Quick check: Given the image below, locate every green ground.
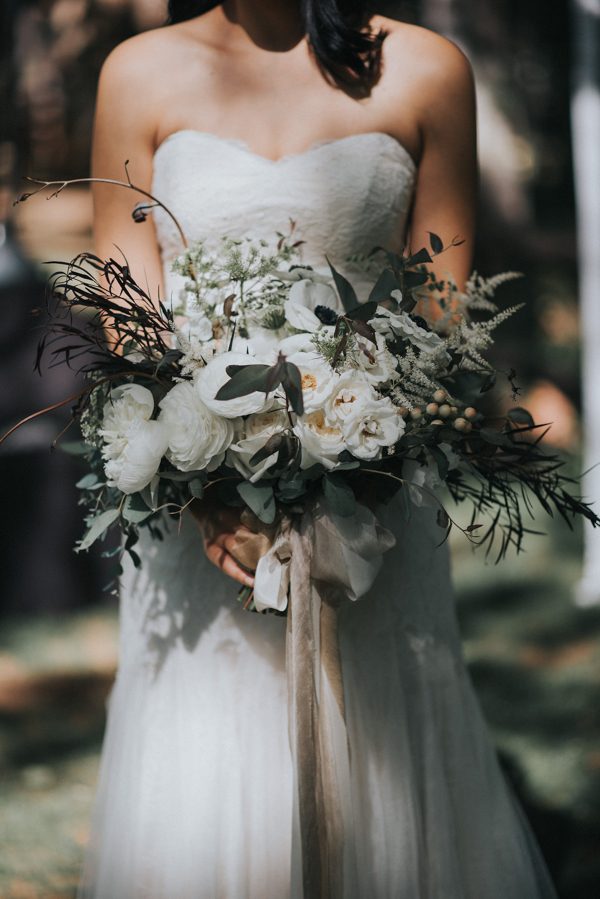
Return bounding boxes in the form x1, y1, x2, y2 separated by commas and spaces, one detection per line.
0, 522, 599, 899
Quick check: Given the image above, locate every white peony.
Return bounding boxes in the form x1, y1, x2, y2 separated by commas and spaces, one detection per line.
159, 379, 236, 472
100, 384, 168, 494
343, 396, 405, 460
228, 409, 289, 482
284, 278, 340, 333
370, 304, 445, 354
293, 410, 346, 470
104, 420, 168, 494
196, 351, 272, 418
285, 348, 339, 414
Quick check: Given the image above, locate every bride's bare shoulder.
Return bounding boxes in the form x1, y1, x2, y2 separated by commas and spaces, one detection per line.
97, 19, 217, 97
373, 18, 474, 98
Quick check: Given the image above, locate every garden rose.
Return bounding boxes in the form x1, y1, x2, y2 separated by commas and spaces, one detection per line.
159, 380, 236, 472
293, 410, 346, 470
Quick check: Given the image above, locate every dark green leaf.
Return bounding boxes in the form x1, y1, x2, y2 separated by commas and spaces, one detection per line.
403, 270, 429, 290
436, 508, 449, 529
350, 319, 376, 343
368, 269, 401, 304
326, 256, 359, 313
507, 407, 535, 427
405, 247, 433, 267
249, 433, 284, 466
282, 362, 304, 415
346, 301, 378, 321
428, 232, 444, 255
215, 364, 271, 400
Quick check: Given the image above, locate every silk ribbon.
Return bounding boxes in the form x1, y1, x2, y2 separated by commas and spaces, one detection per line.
229, 499, 395, 898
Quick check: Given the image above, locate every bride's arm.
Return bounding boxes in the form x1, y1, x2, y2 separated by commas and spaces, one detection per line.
92, 41, 254, 589
403, 38, 478, 293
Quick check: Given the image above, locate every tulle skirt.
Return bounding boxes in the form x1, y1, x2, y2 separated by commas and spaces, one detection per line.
78, 500, 556, 898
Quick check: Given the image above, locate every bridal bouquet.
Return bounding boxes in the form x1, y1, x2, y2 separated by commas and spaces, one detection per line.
7, 215, 598, 609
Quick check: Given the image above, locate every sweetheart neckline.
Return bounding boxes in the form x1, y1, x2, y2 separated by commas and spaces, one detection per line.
152, 129, 418, 173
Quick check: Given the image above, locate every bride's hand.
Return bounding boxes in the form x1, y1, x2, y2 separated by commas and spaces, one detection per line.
189, 500, 256, 588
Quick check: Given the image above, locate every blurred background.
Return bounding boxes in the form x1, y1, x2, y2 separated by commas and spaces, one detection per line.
0, 0, 599, 896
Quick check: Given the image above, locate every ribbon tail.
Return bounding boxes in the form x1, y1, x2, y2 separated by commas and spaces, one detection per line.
286, 524, 355, 899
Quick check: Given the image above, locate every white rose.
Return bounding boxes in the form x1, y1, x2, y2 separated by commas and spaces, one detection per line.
159, 380, 236, 472
196, 351, 272, 418
293, 410, 346, 470
323, 371, 378, 427
370, 305, 445, 354
284, 278, 340, 333
228, 409, 289, 482
285, 348, 339, 414
355, 333, 399, 385
104, 419, 168, 494
343, 396, 405, 461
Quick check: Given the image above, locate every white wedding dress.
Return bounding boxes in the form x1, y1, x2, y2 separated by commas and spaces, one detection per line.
78, 131, 557, 898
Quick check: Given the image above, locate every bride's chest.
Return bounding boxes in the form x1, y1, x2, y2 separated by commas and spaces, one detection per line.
151, 131, 417, 265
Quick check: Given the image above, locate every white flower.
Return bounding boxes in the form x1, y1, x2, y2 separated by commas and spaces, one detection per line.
285, 348, 339, 414
354, 333, 398, 385
100, 385, 167, 494
370, 306, 445, 354
228, 410, 289, 482
293, 410, 346, 470
196, 351, 272, 418
343, 397, 405, 460
159, 380, 236, 472
284, 278, 339, 333
104, 420, 168, 494
323, 371, 379, 427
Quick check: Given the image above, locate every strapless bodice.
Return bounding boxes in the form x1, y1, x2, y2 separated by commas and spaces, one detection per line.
151, 130, 417, 297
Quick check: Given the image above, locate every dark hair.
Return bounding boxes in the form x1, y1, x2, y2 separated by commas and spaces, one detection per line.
166, 2, 386, 93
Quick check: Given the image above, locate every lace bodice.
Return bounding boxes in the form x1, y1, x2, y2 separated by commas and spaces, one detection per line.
151, 130, 417, 297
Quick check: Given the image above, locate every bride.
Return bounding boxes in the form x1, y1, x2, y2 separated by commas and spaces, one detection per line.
80, 2, 557, 897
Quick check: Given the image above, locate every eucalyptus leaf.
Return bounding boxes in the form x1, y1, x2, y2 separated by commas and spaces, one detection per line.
76, 473, 101, 490
237, 481, 276, 524
60, 440, 89, 456
282, 362, 304, 415
323, 474, 356, 517
189, 478, 205, 498
76, 508, 120, 553
123, 496, 153, 524
215, 364, 271, 400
